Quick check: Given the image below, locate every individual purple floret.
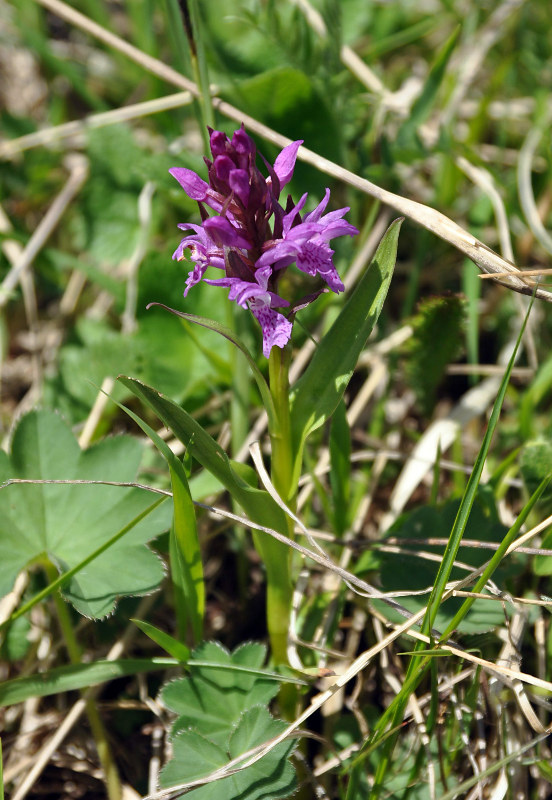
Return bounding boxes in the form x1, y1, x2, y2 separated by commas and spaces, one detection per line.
170, 125, 358, 358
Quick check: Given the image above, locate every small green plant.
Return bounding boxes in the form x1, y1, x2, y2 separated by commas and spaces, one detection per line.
404, 295, 465, 415
159, 642, 297, 798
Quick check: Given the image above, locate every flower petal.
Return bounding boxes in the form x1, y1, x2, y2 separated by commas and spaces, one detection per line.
209, 129, 230, 157
282, 192, 308, 235
231, 125, 256, 165
256, 240, 300, 270
273, 140, 303, 190
169, 168, 209, 201
229, 169, 250, 206
302, 188, 331, 223
203, 217, 252, 249
214, 155, 235, 183
250, 305, 293, 358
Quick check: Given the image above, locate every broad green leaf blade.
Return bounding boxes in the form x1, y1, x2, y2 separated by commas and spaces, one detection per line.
0, 411, 170, 618
0, 658, 178, 707
160, 706, 296, 800
108, 392, 204, 644
131, 619, 191, 662
2, 496, 166, 632
290, 218, 402, 457
161, 642, 279, 747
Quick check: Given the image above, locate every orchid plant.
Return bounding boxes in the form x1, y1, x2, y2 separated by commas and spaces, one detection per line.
128, 124, 400, 667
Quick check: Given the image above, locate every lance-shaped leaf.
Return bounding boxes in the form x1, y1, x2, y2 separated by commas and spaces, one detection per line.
117, 377, 293, 647
0, 657, 178, 707
109, 396, 204, 646
290, 219, 401, 469
0, 410, 169, 618
118, 377, 290, 538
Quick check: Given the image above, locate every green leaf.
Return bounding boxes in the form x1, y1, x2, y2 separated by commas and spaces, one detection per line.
329, 399, 351, 536
371, 495, 514, 633
520, 439, 552, 498
118, 376, 294, 660
423, 297, 533, 636
160, 706, 296, 800
108, 396, 204, 644
519, 354, 552, 439
131, 619, 191, 662
404, 295, 465, 415
161, 642, 279, 747
0, 658, 178, 707
290, 219, 401, 469
56, 312, 229, 418
0, 410, 169, 618
117, 377, 290, 538
0, 615, 31, 662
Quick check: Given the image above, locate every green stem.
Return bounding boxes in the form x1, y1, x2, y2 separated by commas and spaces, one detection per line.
229, 304, 251, 603
268, 345, 294, 507
263, 346, 296, 670
45, 562, 122, 800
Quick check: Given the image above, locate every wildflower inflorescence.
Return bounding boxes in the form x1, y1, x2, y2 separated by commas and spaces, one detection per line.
170, 125, 358, 357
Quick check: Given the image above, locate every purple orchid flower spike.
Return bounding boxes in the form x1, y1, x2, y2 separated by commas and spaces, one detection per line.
170, 125, 358, 357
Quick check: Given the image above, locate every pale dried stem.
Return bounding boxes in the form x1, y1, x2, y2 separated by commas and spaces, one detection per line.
121, 181, 155, 335
442, 0, 527, 126
0, 572, 29, 626
78, 376, 116, 449
0, 92, 193, 158
0, 153, 89, 306
32, 0, 552, 303
456, 152, 549, 377
518, 125, 552, 257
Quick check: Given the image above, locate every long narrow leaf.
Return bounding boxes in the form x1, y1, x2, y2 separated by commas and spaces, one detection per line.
132, 618, 191, 661
441, 473, 551, 637
117, 377, 293, 657
108, 396, 204, 644
423, 301, 533, 634
290, 219, 401, 469
0, 658, 178, 707
118, 377, 289, 536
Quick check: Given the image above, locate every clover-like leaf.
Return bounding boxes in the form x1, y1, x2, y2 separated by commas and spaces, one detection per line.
0, 410, 170, 618
160, 706, 296, 800
161, 642, 279, 747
